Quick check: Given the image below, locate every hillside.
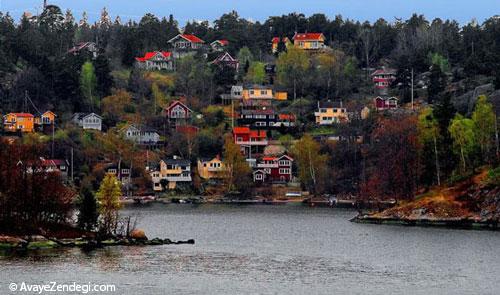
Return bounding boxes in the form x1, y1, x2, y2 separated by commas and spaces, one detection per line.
354, 168, 500, 228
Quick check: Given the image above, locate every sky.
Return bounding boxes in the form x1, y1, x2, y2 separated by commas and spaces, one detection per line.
0, 0, 498, 25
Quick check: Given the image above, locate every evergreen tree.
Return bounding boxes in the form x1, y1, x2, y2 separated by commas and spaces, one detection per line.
427, 64, 446, 104
77, 186, 99, 231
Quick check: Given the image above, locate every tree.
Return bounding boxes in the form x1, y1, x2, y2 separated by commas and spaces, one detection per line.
418, 108, 441, 185
96, 173, 123, 235
77, 186, 99, 231
276, 45, 310, 100
472, 95, 496, 162
93, 55, 113, 98
427, 63, 447, 104
222, 135, 252, 193
292, 134, 329, 194
449, 114, 476, 172
245, 62, 266, 84
316, 51, 343, 99
362, 115, 420, 201
80, 61, 98, 111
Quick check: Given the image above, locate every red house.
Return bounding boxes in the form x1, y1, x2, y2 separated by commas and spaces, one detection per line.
211, 52, 239, 71
165, 100, 192, 120
253, 155, 293, 183
371, 67, 397, 89
233, 127, 268, 146
135, 51, 173, 71
374, 96, 398, 111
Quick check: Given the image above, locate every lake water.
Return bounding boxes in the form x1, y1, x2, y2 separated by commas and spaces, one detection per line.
2, 203, 500, 294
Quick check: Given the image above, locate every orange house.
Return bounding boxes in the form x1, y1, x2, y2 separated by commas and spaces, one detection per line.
3, 113, 35, 133
34, 111, 56, 126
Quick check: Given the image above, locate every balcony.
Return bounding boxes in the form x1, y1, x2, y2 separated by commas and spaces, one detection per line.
207, 167, 224, 172
236, 140, 268, 146
257, 163, 278, 169
165, 175, 192, 182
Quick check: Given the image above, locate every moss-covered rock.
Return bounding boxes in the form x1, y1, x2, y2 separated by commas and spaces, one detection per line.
27, 240, 59, 250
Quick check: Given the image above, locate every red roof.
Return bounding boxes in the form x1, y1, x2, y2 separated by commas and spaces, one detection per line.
136, 51, 171, 62
10, 113, 34, 118
181, 34, 204, 43
250, 130, 267, 138
165, 100, 192, 112
278, 114, 296, 121
263, 157, 278, 161
217, 39, 229, 46
272, 37, 280, 43
293, 33, 324, 41
233, 126, 250, 134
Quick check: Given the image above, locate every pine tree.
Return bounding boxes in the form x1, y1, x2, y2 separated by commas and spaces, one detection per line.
77, 186, 99, 232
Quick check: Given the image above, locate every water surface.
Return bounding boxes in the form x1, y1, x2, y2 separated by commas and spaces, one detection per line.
2, 203, 500, 294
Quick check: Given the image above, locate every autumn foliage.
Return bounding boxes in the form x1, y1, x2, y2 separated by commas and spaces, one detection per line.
0, 139, 76, 234
361, 115, 420, 201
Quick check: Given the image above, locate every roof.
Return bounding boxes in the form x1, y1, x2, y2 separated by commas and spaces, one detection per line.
293, 33, 324, 41
211, 39, 228, 46
212, 52, 237, 63
278, 114, 296, 121
174, 34, 204, 43
241, 109, 276, 115
41, 159, 67, 167
318, 100, 345, 109
371, 68, 397, 76
262, 156, 278, 161
165, 100, 193, 112
375, 96, 399, 101
68, 42, 96, 53
272, 37, 280, 43
243, 84, 273, 90
233, 126, 250, 134
163, 158, 191, 166
136, 51, 171, 62
125, 124, 158, 133
72, 112, 102, 120
5, 113, 34, 118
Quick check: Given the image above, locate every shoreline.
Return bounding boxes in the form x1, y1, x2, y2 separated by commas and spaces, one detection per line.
351, 215, 500, 230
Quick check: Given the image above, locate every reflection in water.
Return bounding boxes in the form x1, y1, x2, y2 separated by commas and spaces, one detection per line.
1, 204, 500, 295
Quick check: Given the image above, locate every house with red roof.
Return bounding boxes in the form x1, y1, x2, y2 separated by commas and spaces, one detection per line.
292, 33, 326, 50
210, 39, 229, 52
169, 34, 204, 50
253, 155, 294, 183
233, 127, 268, 161
3, 113, 35, 133
135, 51, 173, 71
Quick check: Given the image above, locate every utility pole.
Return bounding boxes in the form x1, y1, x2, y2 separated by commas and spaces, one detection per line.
411, 68, 414, 110
51, 120, 55, 158
71, 147, 74, 183
43, 0, 47, 9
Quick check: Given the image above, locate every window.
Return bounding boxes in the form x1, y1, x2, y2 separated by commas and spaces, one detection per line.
108, 169, 117, 174
279, 168, 291, 174
255, 173, 264, 180
250, 90, 255, 95
237, 137, 243, 142
255, 122, 266, 127
122, 169, 130, 175
260, 90, 267, 95
333, 108, 338, 113
279, 160, 290, 166
254, 115, 267, 119
154, 183, 161, 187
320, 108, 327, 113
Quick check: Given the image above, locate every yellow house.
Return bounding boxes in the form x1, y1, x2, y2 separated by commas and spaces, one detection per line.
242, 85, 274, 100
292, 33, 326, 50
314, 101, 349, 125
197, 156, 226, 180
34, 111, 56, 126
274, 91, 288, 101
150, 158, 192, 191
3, 113, 35, 132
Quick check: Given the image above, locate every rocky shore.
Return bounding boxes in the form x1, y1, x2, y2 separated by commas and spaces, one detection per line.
0, 234, 195, 251
351, 215, 500, 230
